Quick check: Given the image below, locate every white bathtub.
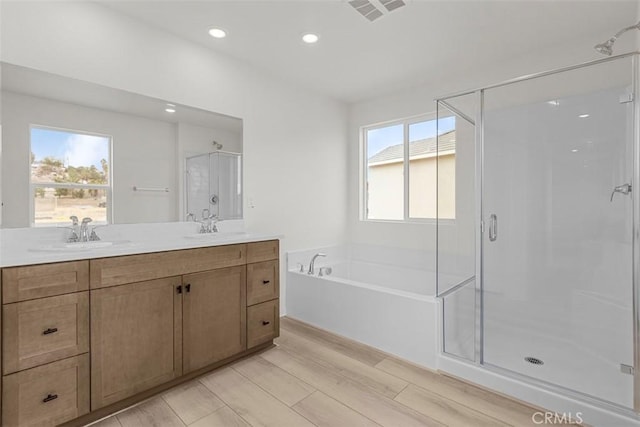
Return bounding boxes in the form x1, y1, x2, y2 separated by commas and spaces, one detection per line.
286, 246, 440, 368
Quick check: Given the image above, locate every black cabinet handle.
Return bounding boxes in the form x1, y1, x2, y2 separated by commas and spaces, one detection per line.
43, 328, 58, 335
43, 393, 58, 403
262, 320, 271, 326
177, 285, 182, 294
262, 280, 270, 285
185, 284, 191, 293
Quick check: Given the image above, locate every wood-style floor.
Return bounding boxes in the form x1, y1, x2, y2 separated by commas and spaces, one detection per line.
89, 317, 579, 427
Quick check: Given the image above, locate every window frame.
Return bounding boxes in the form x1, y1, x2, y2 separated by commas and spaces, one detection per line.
29, 124, 114, 227
360, 112, 454, 224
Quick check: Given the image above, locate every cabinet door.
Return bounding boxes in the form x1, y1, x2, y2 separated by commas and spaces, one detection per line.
91, 277, 182, 410
183, 266, 246, 373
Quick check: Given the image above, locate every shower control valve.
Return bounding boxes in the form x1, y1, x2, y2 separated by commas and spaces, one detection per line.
610, 183, 632, 202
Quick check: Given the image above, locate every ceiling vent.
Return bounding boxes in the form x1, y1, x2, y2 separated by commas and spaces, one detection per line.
379, 0, 406, 12
348, 0, 405, 22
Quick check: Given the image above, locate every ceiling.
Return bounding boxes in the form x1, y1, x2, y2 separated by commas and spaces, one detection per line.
2, 63, 243, 133
99, 0, 639, 103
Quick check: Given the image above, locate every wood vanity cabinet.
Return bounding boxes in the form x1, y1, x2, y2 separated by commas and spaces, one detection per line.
246, 240, 280, 349
1, 261, 91, 427
90, 277, 183, 409
182, 265, 246, 373
0, 239, 280, 425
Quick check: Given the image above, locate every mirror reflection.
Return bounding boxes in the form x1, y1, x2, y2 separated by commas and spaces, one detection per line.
0, 63, 243, 228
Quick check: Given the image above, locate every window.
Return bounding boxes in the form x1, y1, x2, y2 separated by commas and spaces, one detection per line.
363, 114, 455, 221
30, 126, 112, 226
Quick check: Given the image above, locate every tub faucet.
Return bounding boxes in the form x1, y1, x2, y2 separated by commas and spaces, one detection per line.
308, 253, 326, 275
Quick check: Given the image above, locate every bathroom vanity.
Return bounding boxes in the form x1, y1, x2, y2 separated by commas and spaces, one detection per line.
0, 229, 280, 426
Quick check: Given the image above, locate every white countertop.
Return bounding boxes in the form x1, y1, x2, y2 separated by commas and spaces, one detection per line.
0, 221, 282, 268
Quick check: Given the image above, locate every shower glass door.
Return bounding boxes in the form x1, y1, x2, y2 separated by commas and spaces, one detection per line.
482, 56, 635, 408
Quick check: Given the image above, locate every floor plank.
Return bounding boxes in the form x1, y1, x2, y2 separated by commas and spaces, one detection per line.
88, 416, 123, 427
395, 384, 511, 427
277, 328, 408, 398
293, 391, 382, 427
261, 347, 443, 427
162, 381, 225, 425
189, 406, 251, 427
280, 317, 388, 367
233, 355, 316, 406
199, 367, 316, 427
376, 357, 538, 426
116, 398, 185, 427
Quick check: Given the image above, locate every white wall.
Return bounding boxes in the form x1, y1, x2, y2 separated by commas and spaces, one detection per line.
1, 91, 178, 226
0, 1, 349, 314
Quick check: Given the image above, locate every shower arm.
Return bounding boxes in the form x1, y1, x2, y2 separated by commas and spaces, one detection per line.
609, 22, 640, 43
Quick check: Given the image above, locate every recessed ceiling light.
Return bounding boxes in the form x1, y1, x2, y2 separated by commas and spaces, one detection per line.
571, 149, 579, 153
578, 114, 590, 118
209, 28, 227, 39
302, 33, 319, 44
547, 100, 560, 106
165, 103, 176, 113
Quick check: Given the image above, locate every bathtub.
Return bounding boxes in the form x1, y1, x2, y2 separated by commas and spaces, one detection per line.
286, 245, 440, 368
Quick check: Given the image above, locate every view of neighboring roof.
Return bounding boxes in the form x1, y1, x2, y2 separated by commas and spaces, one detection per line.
368, 130, 455, 165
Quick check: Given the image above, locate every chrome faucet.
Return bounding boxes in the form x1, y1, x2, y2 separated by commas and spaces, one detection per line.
66, 216, 80, 242
186, 212, 196, 222
198, 209, 220, 233
89, 225, 103, 241
308, 253, 326, 275
80, 217, 92, 242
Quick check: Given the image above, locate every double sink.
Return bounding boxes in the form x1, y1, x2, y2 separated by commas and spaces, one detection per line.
30, 231, 249, 252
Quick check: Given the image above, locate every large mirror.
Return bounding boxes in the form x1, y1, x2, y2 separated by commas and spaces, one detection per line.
0, 63, 243, 228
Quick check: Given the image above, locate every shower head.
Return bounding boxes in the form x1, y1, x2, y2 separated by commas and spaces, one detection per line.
594, 21, 640, 56
594, 38, 615, 56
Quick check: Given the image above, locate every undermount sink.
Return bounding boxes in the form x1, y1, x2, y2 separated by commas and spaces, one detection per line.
30, 240, 132, 252
183, 231, 248, 240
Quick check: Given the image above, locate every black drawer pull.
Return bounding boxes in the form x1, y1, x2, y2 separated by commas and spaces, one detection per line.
43, 393, 58, 403
43, 328, 58, 335
185, 284, 191, 293
177, 285, 182, 294
262, 280, 270, 284
262, 320, 271, 326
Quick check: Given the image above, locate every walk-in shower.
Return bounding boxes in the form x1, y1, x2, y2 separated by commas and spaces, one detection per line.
437, 52, 640, 419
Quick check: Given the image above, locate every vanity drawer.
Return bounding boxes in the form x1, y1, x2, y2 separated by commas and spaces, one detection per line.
247, 299, 279, 348
247, 240, 279, 264
2, 260, 89, 303
3, 292, 90, 374
247, 260, 279, 306
2, 353, 90, 427
90, 244, 246, 288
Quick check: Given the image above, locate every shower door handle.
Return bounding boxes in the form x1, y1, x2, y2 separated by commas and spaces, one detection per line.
489, 214, 498, 242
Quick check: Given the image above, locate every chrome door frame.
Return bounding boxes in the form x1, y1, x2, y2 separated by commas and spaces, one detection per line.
436, 50, 640, 414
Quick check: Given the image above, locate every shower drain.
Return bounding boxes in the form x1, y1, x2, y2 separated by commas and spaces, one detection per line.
524, 357, 544, 366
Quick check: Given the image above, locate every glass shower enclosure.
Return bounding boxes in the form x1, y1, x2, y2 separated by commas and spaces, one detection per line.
185, 151, 242, 221
437, 53, 639, 412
